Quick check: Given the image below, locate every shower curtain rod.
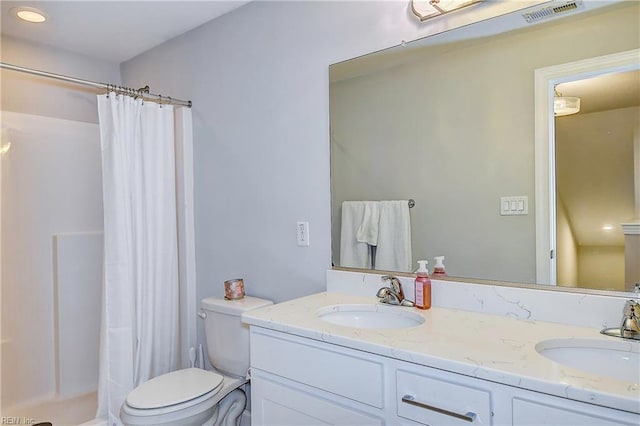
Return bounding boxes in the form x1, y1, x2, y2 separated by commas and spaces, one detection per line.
1, 62, 192, 107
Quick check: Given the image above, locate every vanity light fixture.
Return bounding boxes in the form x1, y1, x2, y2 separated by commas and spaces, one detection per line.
554, 88, 580, 117
411, 0, 483, 21
12, 6, 47, 23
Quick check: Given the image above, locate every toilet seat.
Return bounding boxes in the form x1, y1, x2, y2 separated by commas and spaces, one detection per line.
123, 368, 223, 416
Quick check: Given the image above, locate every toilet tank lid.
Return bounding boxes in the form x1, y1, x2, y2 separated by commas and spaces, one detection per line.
201, 296, 273, 316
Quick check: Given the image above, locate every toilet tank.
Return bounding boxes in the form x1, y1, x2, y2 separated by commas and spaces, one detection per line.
200, 296, 273, 378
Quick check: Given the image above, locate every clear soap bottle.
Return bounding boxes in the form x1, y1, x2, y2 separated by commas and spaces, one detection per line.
414, 260, 431, 310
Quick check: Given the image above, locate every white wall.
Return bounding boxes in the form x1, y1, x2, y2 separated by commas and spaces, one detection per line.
120, 0, 553, 346
1, 112, 103, 409
1, 35, 121, 123
556, 197, 578, 287
578, 245, 625, 291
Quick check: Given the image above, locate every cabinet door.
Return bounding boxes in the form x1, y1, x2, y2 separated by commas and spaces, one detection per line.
252, 372, 385, 426
250, 327, 385, 408
513, 397, 640, 426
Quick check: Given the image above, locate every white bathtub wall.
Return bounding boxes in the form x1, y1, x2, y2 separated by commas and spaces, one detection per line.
1, 111, 103, 411
53, 232, 102, 398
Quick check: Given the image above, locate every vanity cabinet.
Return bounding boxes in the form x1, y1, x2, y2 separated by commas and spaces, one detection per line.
249, 327, 639, 426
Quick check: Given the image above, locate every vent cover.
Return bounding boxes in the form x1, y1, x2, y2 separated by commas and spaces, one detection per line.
522, 0, 584, 23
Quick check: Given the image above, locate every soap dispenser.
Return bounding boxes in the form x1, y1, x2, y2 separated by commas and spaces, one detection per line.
414, 260, 431, 310
432, 256, 446, 278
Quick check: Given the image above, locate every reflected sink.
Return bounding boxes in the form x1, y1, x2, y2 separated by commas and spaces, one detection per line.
535, 338, 639, 382
317, 304, 425, 329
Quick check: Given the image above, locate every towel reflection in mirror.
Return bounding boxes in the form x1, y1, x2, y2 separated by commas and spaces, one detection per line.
340, 200, 412, 272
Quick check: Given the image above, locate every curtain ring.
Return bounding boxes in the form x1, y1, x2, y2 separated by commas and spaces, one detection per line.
158, 94, 163, 107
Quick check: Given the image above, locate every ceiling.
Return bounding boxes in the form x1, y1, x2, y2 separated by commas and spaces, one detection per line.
1, 1, 251, 63
556, 70, 640, 115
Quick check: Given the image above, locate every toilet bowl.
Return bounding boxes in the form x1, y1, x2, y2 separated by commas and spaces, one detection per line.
120, 296, 273, 426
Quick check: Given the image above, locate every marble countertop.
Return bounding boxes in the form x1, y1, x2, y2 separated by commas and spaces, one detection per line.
242, 291, 640, 414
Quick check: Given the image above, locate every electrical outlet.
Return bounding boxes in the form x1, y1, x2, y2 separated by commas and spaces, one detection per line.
296, 221, 310, 246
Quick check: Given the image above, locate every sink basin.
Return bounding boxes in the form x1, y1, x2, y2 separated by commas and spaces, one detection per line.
317, 304, 425, 329
535, 338, 639, 382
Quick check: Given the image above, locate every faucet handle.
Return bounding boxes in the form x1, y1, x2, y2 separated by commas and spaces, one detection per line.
381, 275, 404, 300
621, 300, 640, 334
623, 299, 639, 315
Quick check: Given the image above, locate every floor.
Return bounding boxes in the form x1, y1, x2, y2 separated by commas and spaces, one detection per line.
3, 391, 97, 426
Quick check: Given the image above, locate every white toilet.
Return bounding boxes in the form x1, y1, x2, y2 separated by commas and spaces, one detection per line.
120, 296, 273, 426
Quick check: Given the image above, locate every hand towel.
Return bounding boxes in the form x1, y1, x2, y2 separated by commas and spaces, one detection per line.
340, 201, 373, 268
375, 200, 412, 272
356, 201, 380, 246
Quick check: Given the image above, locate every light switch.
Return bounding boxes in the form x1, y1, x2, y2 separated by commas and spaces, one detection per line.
500, 196, 529, 216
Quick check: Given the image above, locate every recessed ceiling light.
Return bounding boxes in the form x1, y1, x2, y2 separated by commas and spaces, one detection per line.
12, 7, 47, 23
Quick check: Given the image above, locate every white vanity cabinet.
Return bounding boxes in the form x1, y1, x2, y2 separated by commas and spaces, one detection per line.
249, 327, 639, 426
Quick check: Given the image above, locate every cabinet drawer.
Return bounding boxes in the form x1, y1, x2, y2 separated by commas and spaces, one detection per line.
397, 369, 492, 425
512, 397, 640, 426
250, 328, 385, 408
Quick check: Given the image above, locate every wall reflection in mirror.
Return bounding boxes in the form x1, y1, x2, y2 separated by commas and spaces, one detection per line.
330, 1, 639, 293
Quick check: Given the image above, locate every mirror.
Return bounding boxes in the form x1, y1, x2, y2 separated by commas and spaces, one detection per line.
330, 1, 640, 292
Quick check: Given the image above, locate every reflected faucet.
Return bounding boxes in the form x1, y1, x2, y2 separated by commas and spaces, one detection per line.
601, 299, 640, 341
377, 276, 414, 307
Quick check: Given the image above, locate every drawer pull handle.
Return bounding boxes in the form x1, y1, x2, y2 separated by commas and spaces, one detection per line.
402, 395, 477, 423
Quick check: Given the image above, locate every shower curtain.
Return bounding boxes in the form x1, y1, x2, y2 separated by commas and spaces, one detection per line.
95, 92, 195, 424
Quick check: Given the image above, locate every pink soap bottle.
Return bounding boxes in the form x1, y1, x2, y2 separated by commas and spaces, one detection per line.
432, 256, 446, 278
414, 260, 431, 310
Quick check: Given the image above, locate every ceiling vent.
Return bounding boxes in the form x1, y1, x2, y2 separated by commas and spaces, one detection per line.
522, 0, 584, 23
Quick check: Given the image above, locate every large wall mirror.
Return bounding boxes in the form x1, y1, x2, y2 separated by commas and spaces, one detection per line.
330, 1, 639, 293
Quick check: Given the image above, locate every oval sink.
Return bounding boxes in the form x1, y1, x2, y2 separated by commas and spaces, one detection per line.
317, 304, 425, 329
535, 338, 639, 382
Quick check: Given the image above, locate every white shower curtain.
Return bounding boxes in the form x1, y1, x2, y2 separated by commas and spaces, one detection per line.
95, 92, 195, 424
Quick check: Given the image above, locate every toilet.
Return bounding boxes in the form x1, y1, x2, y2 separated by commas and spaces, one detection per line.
120, 296, 273, 426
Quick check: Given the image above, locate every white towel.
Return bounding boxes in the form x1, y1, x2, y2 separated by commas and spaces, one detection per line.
356, 201, 380, 246
340, 201, 373, 268
375, 200, 412, 272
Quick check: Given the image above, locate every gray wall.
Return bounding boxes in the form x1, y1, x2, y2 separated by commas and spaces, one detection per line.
120, 0, 541, 347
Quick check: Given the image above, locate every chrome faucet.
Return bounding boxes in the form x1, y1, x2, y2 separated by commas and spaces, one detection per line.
621, 300, 640, 334
376, 276, 414, 307
601, 299, 640, 340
